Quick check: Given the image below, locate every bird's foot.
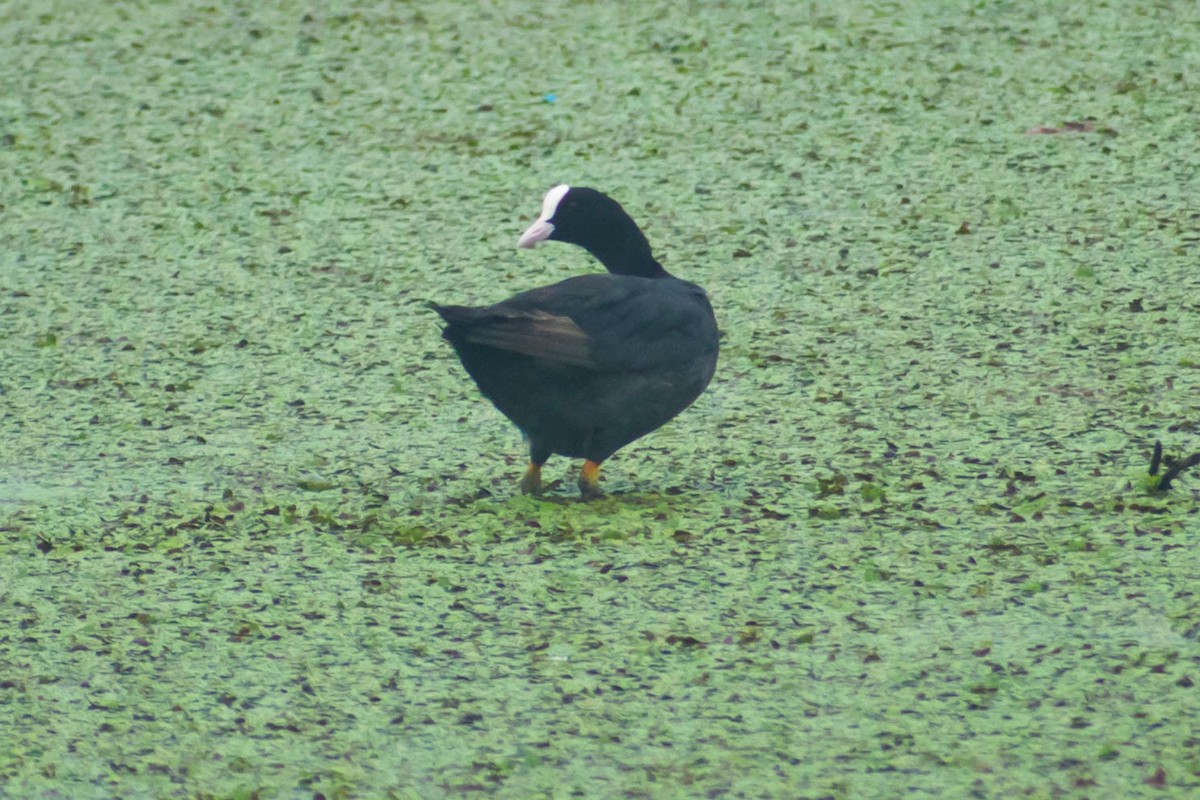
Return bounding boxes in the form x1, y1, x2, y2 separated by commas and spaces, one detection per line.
519, 462, 544, 495
578, 460, 604, 499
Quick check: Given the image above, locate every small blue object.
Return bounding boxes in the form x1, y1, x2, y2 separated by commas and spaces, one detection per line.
543, 93, 557, 104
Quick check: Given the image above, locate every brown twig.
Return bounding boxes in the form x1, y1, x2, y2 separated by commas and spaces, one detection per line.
1150, 440, 1200, 492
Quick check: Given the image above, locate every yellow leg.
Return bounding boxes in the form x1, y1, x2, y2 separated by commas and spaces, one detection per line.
519, 462, 544, 495
578, 460, 604, 498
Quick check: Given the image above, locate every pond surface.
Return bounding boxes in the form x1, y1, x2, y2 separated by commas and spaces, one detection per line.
2, 1, 1198, 797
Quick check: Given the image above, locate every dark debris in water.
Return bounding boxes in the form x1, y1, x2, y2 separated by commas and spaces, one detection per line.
1148, 440, 1200, 492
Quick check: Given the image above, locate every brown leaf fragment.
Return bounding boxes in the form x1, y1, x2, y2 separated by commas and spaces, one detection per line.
666, 634, 706, 648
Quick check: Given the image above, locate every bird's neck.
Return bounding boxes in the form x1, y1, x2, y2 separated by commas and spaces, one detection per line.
584, 224, 669, 278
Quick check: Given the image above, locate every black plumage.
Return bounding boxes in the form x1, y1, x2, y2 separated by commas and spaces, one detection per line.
433, 185, 718, 497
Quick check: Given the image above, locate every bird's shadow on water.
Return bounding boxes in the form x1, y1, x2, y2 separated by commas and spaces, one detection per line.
481, 473, 728, 507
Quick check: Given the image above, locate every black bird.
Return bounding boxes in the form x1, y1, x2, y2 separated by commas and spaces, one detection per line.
432, 185, 719, 498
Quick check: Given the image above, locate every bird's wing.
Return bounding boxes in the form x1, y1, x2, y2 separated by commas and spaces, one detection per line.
435, 274, 717, 374
433, 303, 597, 368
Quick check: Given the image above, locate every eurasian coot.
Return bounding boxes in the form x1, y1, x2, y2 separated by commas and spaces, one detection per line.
433, 185, 719, 497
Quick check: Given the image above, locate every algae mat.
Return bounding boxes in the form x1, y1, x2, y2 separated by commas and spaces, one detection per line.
2, 1, 1199, 797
